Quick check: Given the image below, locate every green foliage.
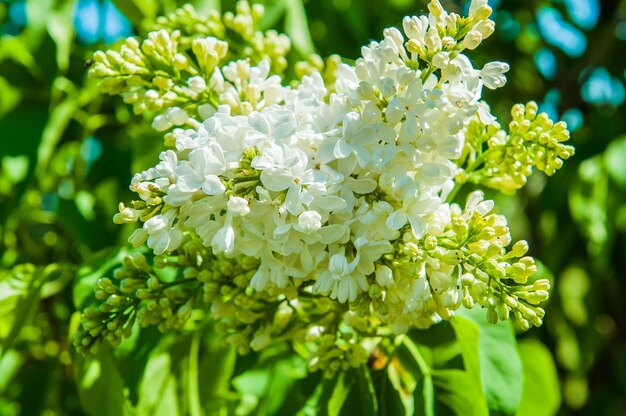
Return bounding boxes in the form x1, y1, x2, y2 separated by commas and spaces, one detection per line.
1, 0, 625, 415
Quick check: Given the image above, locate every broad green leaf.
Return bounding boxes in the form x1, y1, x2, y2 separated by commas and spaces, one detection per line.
387, 359, 415, 415
516, 339, 560, 416
198, 326, 237, 415
447, 316, 489, 416
137, 352, 179, 416
0, 350, 24, 392
372, 368, 409, 416
336, 366, 379, 416
284, 0, 315, 56
327, 371, 355, 416
449, 317, 481, 379
113, 326, 163, 405
112, 0, 157, 26
353, 365, 378, 416
275, 370, 323, 415
232, 368, 271, 398
455, 308, 524, 415
264, 354, 309, 415
0, 265, 43, 354
401, 337, 434, 416
188, 331, 202, 416
312, 371, 355, 416
432, 369, 487, 416
75, 347, 128, 416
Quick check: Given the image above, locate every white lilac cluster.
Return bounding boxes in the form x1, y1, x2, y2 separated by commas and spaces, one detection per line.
115, 0, 515, 329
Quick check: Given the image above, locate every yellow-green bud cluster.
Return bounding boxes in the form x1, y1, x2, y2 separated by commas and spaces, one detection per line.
88, 1, 291, 133
151, 2, 290, 74
462, 101, 575, 194
308, 333, 369, 379
354, 192, 552, 332
73, 252, 201, 354
294, 54, 343, 88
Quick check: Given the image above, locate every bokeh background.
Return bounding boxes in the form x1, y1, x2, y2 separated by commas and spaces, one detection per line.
1, 0, 625, 414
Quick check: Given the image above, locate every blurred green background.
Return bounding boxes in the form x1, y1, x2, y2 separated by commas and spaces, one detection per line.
1, 0, 625, 414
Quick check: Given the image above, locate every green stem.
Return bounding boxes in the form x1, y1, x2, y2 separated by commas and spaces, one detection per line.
400, 335, 435, 416
161, 277, 198, 290
188, 330, 202, 416
420, 65, 436, 83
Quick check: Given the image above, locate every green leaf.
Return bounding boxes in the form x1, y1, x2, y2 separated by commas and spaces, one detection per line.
274, 370, 323, 415
312, 371, 355, 416
75, 346, 128, 416
353, 365, 378, 416
516, 339, 560, 416
198, 326, 237, 415
327, 371, 355, 416
232, 368, 271, 398
111, 0, 157, 26
373, 368, 409, 416
284, 0, 315, 56
137, 351, 179, 416
264, 354, 309, 415
449, 316, 481, 379
455, 308, 524, 415
432, 369, 487, 416
0, 350, 24, 392
401, 337, 434, 416
113, 326, 163, 405
0, 266, 44, 354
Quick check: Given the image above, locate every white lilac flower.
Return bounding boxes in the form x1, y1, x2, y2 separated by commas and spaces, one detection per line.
120, 0, 517, 320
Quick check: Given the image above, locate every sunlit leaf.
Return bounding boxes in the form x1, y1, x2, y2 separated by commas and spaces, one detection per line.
432, 369, 486, 416
516, 339, 561, 416
0, 265, 43, 354
454, 308, 523, 415
284, 0, 315, 56
75, 346, 128, 416
137, 351, 179, 416
198, 326, 237, 414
